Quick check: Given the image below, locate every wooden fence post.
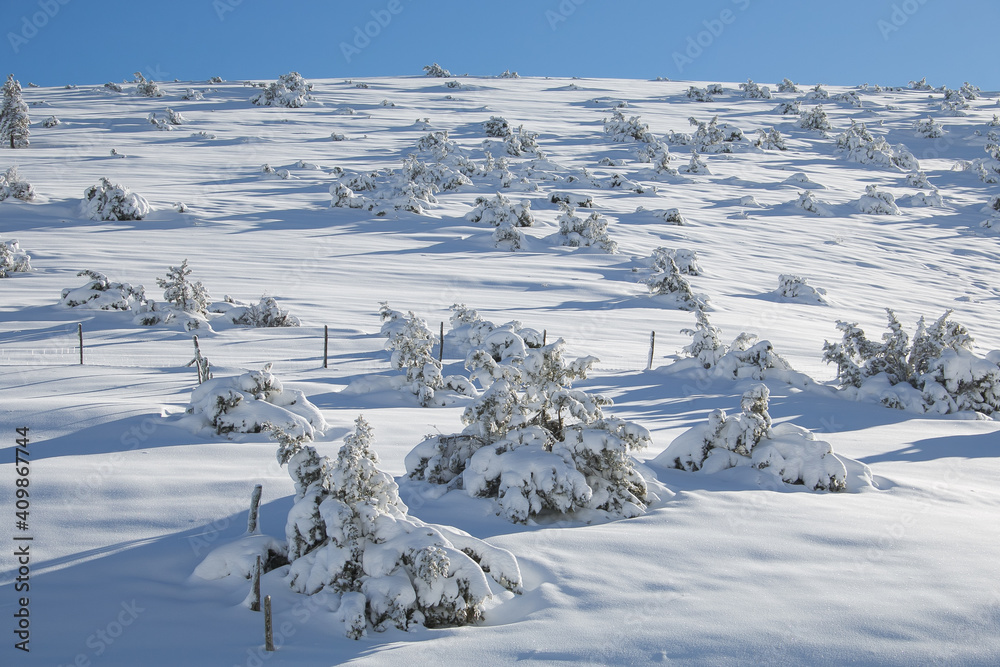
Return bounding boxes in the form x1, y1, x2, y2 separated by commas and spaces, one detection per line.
646, 331, 656, 371
323, 325, 329, 369
439, 322, 444, 362
247, 484, 262, 534
264, 595, 274, 651
248, 555, 261, 612
78, 323, 83, 365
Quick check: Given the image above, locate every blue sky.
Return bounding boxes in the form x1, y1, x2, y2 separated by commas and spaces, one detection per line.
4, 0, 997, 90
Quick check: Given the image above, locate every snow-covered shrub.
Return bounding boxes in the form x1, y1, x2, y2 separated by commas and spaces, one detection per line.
647, 257, 708, 311
909, 77, 933, 91
251, 72, 313, 108
671, 116, 744, 153
798, 105, 831, 131
836, 121, 919, 171
43, 115, 59, 127
182, 88, 203, 101
794, 191, 834, 217
753, 127, 786, 150
777, 78, 800, 93
103, 81, 123, 93
498, 69, 519, 79
655, 384, 849, 492
502, 125, 541, 157
896, 189, 943, 208
466, 193, 533, 227
423, 63, 451, 77
133, 72, 162, 98
774, 274, 828, 304
913, 117, 944, 138
774, 100, 800, 115
401, 154, 470, 192
186, 364, 327, 438
446, 304, 543, 360
681, 151, 710, 174
483, 116, 510, 138
0, 166, 33, 201
276, 416, 521, 636
805, 84, 829, 100
960, 81, 981, 100
680, 310, 791, 380
940, 88, 969, 116
835, 91, 862, 108
407, 333, 654, 524
855, 184, 900, 215
604, 109, 655, 143
331, 169, 438, 216
556, 204, 617, 252
975, 139, 1000, 184
260, 163, 291, 179
59, 270, 146, 309
215, 295, 300, 327
82, 177, 150, 221
378, 304, 473, 406
651, 246, 700, 275
0, 238, 30, 277
905, 170, 931, 188
686, 86, 713, 102
823, 309, 1000, 415
739, 79, 772, 99
156, 259, 211, 316
642, 207, 685, 225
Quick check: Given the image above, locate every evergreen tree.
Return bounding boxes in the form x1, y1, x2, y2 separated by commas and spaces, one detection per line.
156, 259, 210, 314
1, 74, 30, 148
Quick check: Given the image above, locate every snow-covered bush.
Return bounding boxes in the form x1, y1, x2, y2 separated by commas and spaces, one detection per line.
960, 81, 981, 100
59, 270, 146, 309
650, 246, 700, 275
157, 259, 211, 315
647, 257, 708, 311
330, 169, 438, 216
655, 384, 850, 492
855, 184, 900, 215
423, 63, 451, 78
975, 139, 1000, 184
251, 72, 313, 108
186, 364, 328, 438
261, 164, 291, 180
835, 91, 862, 108
905, 170, 931, 188
604, 109, 655, 143
214, 295, 300, 327
502, 125, 541, 157
0, 166, 33, 201
43, 115, 59, 127
407, 332, 654, 524
836, 121, 919, 171
681, 151, 710, 174
774, 274, 828, 304
912, 117, 944, 138
823, 309, 1000, 415
275, 416, 520, 637
753, 127, 786, 150
777, 78, 800, 93
483, 116, 510, 138
466, 193, 533, 227
909, 77, 933, 91
774, 100, 800, 115
1, 75, 30, 148
556, 204, 617, 252
805, 84, 829, 100
706, 83, 724, 95
82, 177, 150, 221
940, 88, 969, 116
794, 191, 834, 217
798, 105, 831, 131
680, 310, 791, 380
739, 79, 772, 99
897, 190, 943, 208
0, 238, 30, 277
670, 116, 744, 153
103, 81, 123, 93
686, 86, 713, 102
133, 72, 162, 98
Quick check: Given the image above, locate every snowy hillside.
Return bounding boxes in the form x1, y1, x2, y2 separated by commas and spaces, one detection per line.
2, 72, 1000, 666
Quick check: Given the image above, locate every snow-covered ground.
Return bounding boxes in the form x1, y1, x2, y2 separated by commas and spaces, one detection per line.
2, 74, 999, 666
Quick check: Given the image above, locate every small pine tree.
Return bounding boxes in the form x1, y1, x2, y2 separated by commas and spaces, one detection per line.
156, 259, 210, 314
0, 74, 30, 148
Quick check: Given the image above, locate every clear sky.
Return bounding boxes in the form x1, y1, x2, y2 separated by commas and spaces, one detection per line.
4, 0, 997, 90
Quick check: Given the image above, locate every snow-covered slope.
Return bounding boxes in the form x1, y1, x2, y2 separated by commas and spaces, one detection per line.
2, 74, 999, 666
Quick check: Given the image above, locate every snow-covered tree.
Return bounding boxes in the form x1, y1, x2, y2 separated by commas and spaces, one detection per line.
0, 237, 30, 278
798, 105, 831, 131
423, 63, 451, 78
656, 384, 852, 492
671, 116, 744, 153
753, 127, 786, 150
686, 86, 713, 102
604, 109, 656, 143
775, 274, 828, 304
835, 121, 919, 171
805, 84, 830, 100
912, 117, 944, 138
556, 204, 617, 252
681, 151, 710, 174
251, 72, 313, 108
646, 256, 708, 311
650, 246, 700, 275
0, 166, 33, 201
60, 270, 147, 309
133, 72, 162, 98
157, 259, 211, 315
679, 310, 791, 380
0, 74, 30, 148
219, 295, 300, 327
909, 77, 933, 91
82, 177, 150, 221
774, 100, 800, 115
407, 324, 654, 524
275, 417, 521, 637
739, 79, 772, 99
777, 78, 801, 93
466, 193, 533, 227
795, 190, 834, 217
855, 184, 900, 214
939, 88, 969, 116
